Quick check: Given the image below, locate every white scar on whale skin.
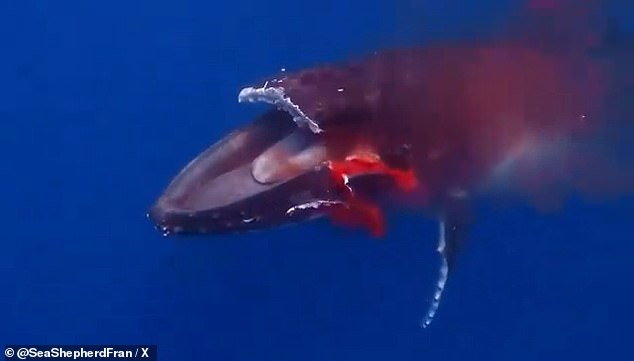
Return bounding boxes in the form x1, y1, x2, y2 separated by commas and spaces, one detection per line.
238, 85, 324, 134
285, 200, 345, 216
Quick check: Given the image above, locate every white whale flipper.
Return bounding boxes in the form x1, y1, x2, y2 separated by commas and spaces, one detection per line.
421, 196, 472, 328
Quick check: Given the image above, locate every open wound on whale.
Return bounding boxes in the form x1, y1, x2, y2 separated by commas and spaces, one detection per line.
323, 151, 418, 237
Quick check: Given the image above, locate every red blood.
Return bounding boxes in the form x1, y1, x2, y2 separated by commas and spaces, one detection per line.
328, 200, 385, 238
324, 153, 419, 238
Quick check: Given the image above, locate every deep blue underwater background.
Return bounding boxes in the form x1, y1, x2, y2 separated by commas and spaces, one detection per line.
2, 0, 633, 360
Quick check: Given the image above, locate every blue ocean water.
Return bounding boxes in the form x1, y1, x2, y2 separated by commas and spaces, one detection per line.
1, 1, 632, 360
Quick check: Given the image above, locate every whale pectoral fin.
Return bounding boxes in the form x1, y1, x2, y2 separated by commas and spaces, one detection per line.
421, 195, 473, 328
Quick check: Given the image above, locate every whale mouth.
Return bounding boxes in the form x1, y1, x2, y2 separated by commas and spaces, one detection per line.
147, 107, 338, 236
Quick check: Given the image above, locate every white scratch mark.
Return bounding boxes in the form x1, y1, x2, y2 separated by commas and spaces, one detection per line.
238, 85, 323, 134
